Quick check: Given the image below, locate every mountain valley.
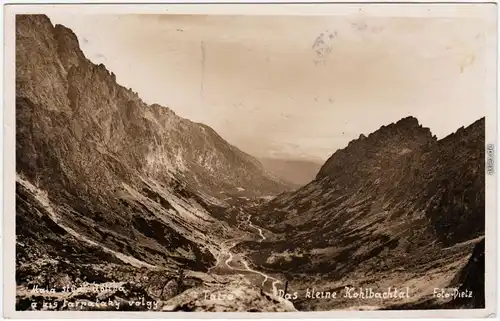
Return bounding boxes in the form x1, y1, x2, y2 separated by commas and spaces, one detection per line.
14, 14, 486, 312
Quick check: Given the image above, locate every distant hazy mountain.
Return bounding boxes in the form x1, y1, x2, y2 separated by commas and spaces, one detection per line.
259, 158, 323, 187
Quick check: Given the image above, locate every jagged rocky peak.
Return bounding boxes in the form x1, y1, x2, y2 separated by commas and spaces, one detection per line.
16, 14, 52, 34
393, 115, 420, 127
469, 116, 485, 131
55, 20, 86, 70
147, 103, 178, 121
53, 23, 82, 51
366, 116, 433, 140
317, 116, 436, 179
248, 114, 484, 310
440, 117, 484, 143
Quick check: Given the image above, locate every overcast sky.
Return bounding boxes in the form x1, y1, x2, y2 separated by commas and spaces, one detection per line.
46, 9, 496, 161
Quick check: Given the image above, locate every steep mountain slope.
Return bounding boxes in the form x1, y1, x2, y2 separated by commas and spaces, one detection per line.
259, 158, 323, 187
14, 13, 486, 312
16, 15, 287, 201
15, 14, 289, 309
241, 117, 485, 310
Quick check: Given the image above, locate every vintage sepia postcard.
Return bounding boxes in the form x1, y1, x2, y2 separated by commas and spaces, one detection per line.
3, 2, 498, 319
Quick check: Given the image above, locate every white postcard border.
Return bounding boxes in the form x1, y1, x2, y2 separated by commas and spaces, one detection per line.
2, 1, 498, 319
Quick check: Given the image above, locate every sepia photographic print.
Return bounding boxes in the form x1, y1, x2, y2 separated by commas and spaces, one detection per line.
3, 2, 498, 318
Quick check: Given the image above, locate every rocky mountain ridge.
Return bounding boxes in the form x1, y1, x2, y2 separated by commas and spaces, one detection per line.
17, 14, 288, 201
14, 13, 486, 312
15, 14, 290, 311
242, 116, 485, 310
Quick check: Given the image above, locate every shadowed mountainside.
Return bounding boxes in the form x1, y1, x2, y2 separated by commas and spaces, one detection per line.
241, 117, 485, 310
14, 14, 486, 313
15, 14, 291, 311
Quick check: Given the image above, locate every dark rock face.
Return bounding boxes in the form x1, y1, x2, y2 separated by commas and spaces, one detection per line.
14, 14, 486, 313
381, 238, 485, 310
246, 117, 485, 310
16, 14, 287, 200
449, 238, 485, 308
317, 116, 436, 180
15, 14, 289, 309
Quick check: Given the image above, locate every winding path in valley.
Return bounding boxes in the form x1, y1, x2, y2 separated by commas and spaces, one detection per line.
247, 215, 265, 243
209, 211, 282, 295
